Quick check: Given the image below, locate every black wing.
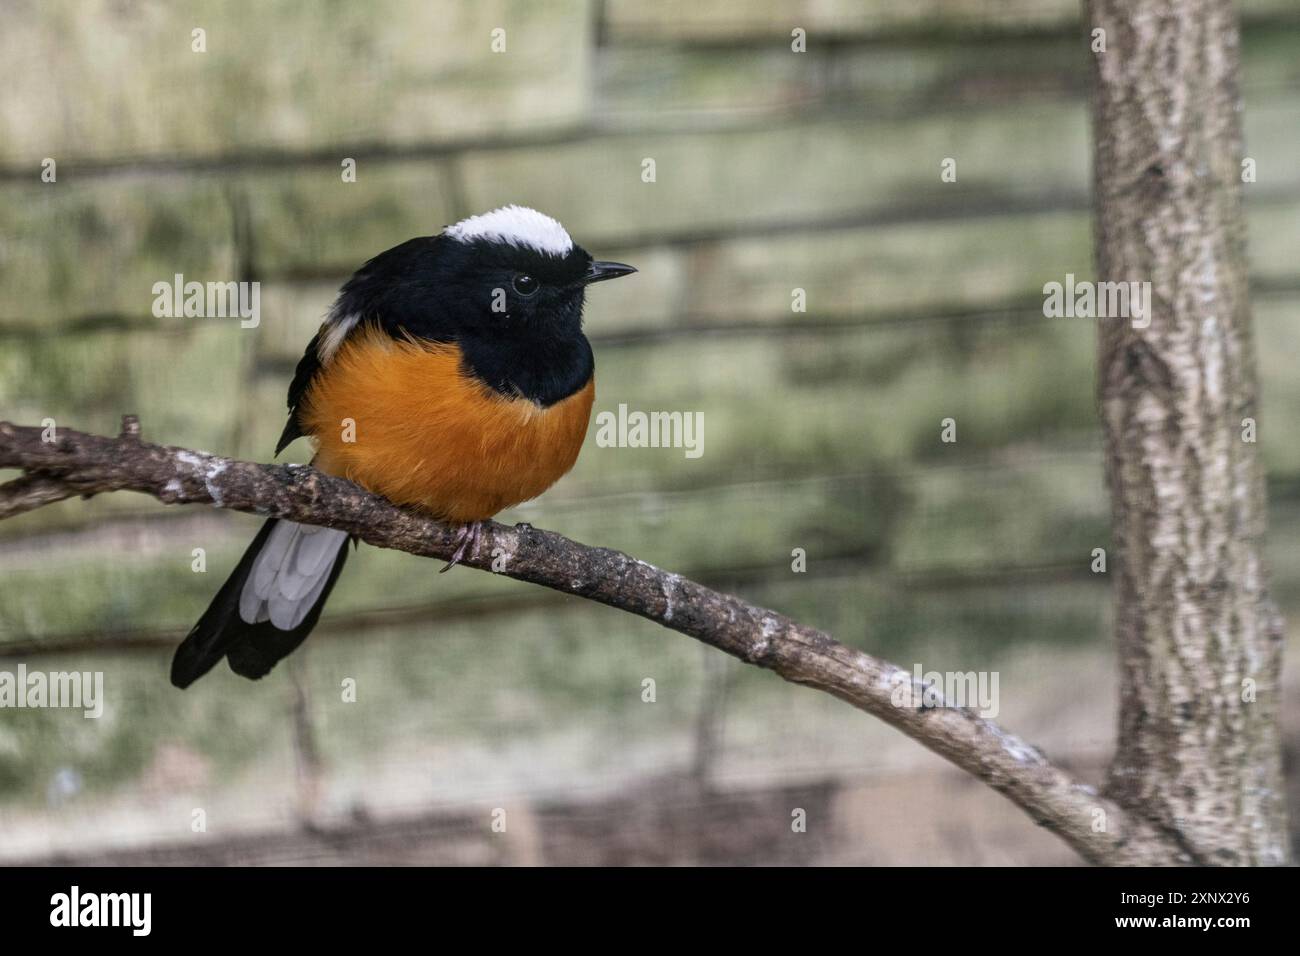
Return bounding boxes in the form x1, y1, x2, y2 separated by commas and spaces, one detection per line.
274, 236, 451, 455
275, 328, 326, 455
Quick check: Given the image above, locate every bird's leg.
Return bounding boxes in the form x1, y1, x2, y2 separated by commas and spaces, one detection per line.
439, 520, 483, 573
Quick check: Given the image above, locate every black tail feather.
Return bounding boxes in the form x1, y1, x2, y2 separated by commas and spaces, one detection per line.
170, 518, 350, 688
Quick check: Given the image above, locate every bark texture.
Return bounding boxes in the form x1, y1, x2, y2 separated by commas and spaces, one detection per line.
0, 417, 1190, 865
1087, 0, 1288, 864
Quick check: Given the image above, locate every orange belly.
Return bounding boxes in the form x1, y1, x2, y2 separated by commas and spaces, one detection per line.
300, 327, 594, 522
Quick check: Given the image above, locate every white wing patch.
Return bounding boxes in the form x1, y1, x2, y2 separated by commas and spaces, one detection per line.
239, 521, 348, 630
317, 309, 361, 363
444, 204, 573, 257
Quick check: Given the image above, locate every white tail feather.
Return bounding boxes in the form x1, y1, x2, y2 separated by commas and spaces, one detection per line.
239, 521, 348, 630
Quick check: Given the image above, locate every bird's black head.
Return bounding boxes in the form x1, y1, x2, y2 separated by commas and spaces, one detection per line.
329, 205, 636, 405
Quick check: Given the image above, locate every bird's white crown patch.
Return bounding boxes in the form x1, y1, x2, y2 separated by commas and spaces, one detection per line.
445, 205, 574, 257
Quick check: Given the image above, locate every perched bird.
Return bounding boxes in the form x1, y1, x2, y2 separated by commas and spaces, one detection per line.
171, 205, 635, 688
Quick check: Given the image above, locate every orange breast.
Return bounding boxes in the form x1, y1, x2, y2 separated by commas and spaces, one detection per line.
300, 327, 594, 523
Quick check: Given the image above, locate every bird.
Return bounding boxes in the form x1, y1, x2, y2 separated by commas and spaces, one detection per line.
170, 205, 636, 688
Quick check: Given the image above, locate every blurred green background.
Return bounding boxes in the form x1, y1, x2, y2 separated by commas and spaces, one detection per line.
1, 0, 1297, 864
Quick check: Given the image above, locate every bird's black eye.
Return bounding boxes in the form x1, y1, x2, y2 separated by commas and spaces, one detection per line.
512, 274, 539, 297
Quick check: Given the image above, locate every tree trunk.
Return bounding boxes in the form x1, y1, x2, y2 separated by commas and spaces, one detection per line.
1087, 0, 1289, 864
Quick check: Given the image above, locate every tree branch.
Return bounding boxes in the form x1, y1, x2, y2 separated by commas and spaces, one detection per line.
0, 417, 1188, 864
0, 473, 77, 519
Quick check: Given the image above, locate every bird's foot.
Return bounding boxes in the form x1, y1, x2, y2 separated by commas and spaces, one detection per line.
439, 520, 483, 573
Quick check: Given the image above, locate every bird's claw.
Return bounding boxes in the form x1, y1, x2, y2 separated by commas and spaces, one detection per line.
439, 521, 483, 573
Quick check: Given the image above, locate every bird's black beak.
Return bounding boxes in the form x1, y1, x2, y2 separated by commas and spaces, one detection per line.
584, 260, 637, 285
